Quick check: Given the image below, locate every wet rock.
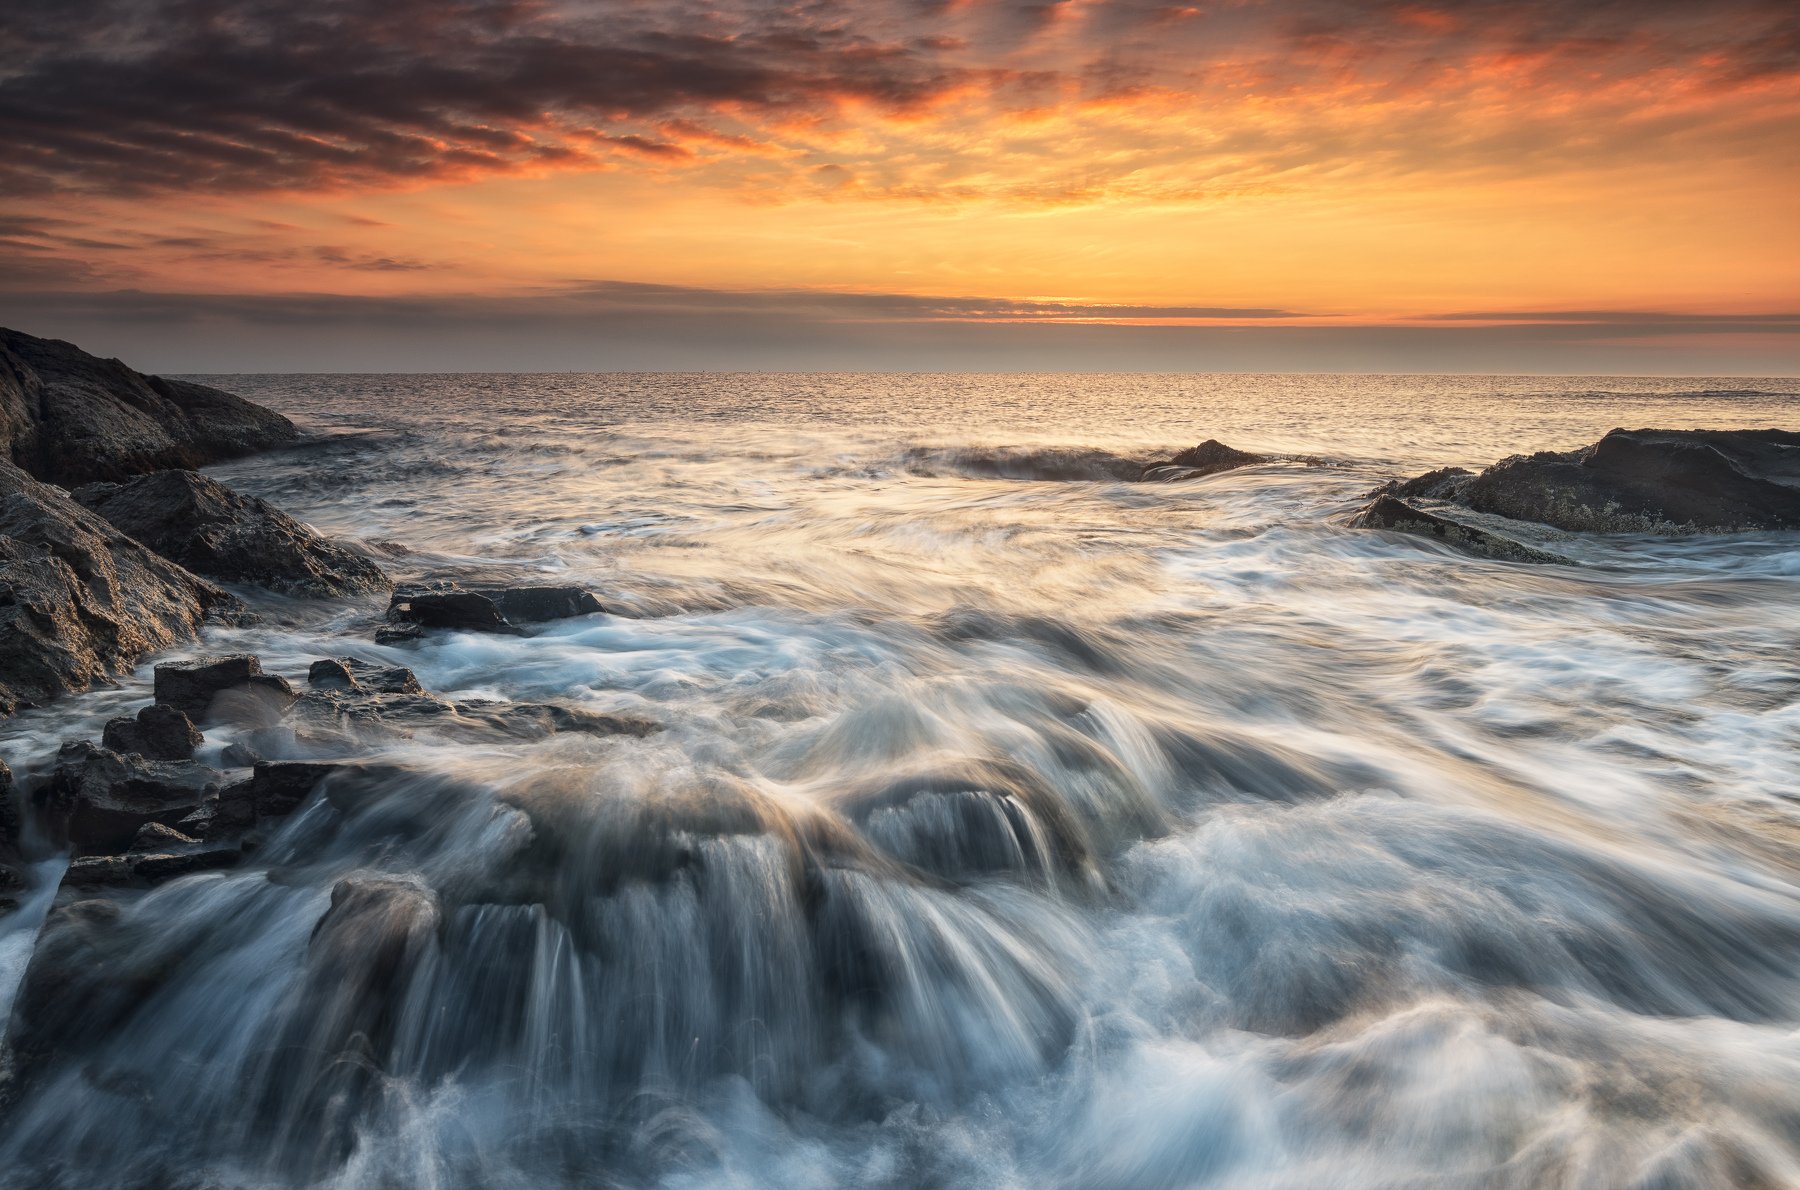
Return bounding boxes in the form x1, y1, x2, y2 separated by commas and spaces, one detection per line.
245, 761, 346, 817
1422, 428, 1800, 533
153, 654, 293, 724
479, 702, 661, 740
1141, 439, 1268, 482
1, 759, 22, 910
41, 740, 221, 853
0, 326, 297, 488
1374, 466, 1472, 501
73, 469, 390, 598
101, 702, 203, 761
1353, 495, 1564, 564
4, 899, 158, 1077
307, 656, 423, 695
130, 821, 198, 849
383, 583, 604, 638
63, 847, 241, 889
0, 460, 237, 716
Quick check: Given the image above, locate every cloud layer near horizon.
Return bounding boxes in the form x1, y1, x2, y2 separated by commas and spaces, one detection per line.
2, 0, 1796, 369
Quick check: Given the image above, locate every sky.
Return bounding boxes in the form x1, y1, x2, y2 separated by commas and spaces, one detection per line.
1, 0, 1797, 373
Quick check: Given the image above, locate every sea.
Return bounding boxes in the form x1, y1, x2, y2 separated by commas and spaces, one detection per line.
1, 372, 1798, 1189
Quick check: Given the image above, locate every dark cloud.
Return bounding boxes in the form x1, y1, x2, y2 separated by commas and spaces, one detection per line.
2, 0, 1793, 198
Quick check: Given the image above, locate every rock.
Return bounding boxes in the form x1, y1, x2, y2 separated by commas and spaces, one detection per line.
1, 760, 22, 910
0, 460, 238, 716
383, 583, 604, 637
1375, 466, 1473, 501
1450, 428, 1800, 534
245, 761, 345, 817
0, 326, 296, 488
73, 469, 390, 598
41, 740, 220, 853
130, 821, 198, 849
1141, 439, 1267, 482
478, 702, 661, 740
1353, 495, 1564, 564
63, 848, 240, 889
373, 623, 424, 646
4, 899, 156, 1077
307, 657, 423, 695
101, 702, 203, 761
153, 654, 293, 724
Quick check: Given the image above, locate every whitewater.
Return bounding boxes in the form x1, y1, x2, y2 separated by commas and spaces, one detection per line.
2, 372, 1799, 1189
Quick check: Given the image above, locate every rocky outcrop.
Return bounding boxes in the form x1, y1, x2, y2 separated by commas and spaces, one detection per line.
101, 702, 203, 761
1140, 439, 1269, 482
40, 740, 223, 853
0, 327, 296, 488
1353, 495, 1563, 564
378, 583, 605, 642
0, 460, 237, 715
153, 654, 294, 724
74, 470, 389, 598
1386, 429, 1800, 535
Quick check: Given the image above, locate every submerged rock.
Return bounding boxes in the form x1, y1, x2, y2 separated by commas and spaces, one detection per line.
1407, 428, 1800, 534
0, 460, 236, 716
383, 583, 605, 638
0, 326, 296, 488
41, 740, 221, 853
153, 654, 294, 724
101, 702, 204, 761
1353, 495, 1563, 564
1141, 439, 1268, 482
74, 469, 390, 598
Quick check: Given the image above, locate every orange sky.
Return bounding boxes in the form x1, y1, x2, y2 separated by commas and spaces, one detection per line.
2, 0, 1797, 370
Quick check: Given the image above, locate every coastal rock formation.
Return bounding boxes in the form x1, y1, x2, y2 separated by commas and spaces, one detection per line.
0, 460, 236, 715
1353, 495, 1563, 564
41, 740, 222, 853
378, 583, 604, 641
0, 327, 296, 487
101, 702, 204, 761
1140, 439, 1269, 482
74, 469, 390, 597
154, 654, 294, 724
1388, 428, 1800, 534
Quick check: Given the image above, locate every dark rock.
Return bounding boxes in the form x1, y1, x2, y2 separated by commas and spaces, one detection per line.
1353, 495, 1563, 564
153, 654, 293, 724
211, 781, 258, 835
483, 702, 662, 740
74, 469, 390, 598
307, 656, 423, 695
246, 761, 344, 817
5, 899, 157, 1076
1455, 428, 1800, 533
0, 326, 296, 488
1141, 439, 1267, 482
1376, 466, 1473, 501
1, 759, 21, 910
101, 702, 203, 761
0, 460, 237, 716
60, 848, 238, 888
383, 583, 604, 637
373, 623, 424, 646
41, 740, 221, 853
130, 821, 198, 849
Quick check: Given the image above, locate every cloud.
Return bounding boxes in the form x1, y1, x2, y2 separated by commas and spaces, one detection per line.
1, 0, 1793, 201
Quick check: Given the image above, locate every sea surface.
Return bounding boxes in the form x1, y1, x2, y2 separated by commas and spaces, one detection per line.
3, 373, 1800, 1189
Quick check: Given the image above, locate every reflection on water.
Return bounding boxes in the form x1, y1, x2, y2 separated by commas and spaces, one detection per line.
1, 373, 1798, 1188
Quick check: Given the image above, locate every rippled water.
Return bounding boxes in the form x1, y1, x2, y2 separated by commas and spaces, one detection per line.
3, 373, 1800, 1189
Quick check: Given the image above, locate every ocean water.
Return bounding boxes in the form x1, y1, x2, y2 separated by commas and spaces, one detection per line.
2, 372, 1799, 1189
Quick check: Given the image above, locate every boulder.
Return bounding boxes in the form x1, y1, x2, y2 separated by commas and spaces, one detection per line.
41, 740, 221, 853
0, 326, 296, 488
1141, 439, 1267, 482
1353, 495, 1563, 564
0, 460, 237, 715
1, 759, 22, 910
101, 702, 203, 761
306, 657, 423, 695
1446, 428, 1800, 533
244, 761, 346, 817
74, 470, 390, 598
383, 583, 604, 637
153, 654, 294, 724
4, 899, 158, 1077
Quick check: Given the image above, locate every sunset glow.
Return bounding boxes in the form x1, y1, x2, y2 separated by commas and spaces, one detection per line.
3, 0, 1797, 369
